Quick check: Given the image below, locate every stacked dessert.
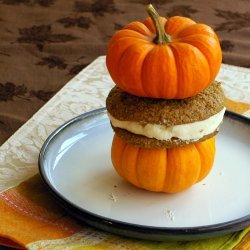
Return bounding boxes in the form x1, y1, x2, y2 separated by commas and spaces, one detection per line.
106, 4, 225, 193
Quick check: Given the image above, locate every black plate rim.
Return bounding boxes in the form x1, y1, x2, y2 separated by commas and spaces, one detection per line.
38, 108, 250, 241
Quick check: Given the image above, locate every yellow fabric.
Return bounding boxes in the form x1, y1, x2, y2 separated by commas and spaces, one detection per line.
225, 97, 250, 115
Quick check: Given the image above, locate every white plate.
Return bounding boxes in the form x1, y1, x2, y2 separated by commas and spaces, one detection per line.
39, 108, 250, 241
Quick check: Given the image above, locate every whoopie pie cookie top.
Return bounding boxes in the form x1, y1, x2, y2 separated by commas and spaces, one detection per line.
106, 81, 224, 126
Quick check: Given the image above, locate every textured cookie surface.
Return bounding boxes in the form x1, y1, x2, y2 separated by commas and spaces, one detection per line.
106, 81, 225, 126
113, 126, 218, 148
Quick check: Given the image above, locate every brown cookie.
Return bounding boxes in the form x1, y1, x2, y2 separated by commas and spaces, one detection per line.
112, 126, 219, 148
106, 81, 225, 126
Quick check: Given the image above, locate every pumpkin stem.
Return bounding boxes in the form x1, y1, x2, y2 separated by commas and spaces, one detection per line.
147, 4, 172, 44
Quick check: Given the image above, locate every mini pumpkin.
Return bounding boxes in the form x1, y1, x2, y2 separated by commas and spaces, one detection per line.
111, 135, 215, 193
106, 4, 222, 99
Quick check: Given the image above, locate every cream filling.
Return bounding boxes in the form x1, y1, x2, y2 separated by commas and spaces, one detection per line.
108, 107, 226, 141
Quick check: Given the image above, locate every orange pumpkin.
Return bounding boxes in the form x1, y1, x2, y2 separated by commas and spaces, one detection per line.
111, 135, 215, 193
106, 4, 222, 99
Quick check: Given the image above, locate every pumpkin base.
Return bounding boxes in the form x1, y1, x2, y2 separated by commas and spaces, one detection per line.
111, 134, 216, 193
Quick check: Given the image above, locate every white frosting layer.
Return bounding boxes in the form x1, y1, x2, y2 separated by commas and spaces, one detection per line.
109, 107, 226, 141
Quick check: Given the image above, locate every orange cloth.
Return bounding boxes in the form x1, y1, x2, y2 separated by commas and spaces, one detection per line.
225, 97, 250, 115
0, 175, 82, 248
